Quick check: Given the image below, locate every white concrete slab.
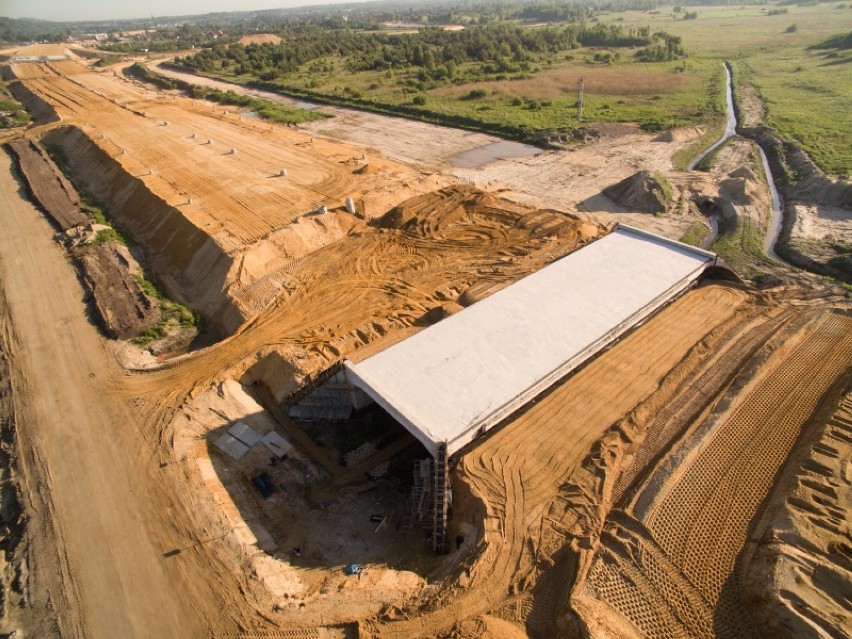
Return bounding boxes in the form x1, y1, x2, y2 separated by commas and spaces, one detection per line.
212, 432, 251, 460
261, 430, 293, 457
345, 226, 715, 457
228, 420, 262, 447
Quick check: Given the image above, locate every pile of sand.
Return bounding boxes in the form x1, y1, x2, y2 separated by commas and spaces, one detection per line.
603, 171, 671, 214
237, 34, 282, 45
653, 127, 703, 143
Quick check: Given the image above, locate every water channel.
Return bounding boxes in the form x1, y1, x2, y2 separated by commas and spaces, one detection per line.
690, 62, 785, 261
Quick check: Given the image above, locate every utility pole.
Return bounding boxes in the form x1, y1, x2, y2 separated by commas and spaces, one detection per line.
577, 77, 585, 121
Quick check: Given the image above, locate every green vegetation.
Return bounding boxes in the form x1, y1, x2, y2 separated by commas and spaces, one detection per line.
827, 243, 852, 273
672, 122, 726, 171
90, 228, 126, 246
132, 274, 198, 328
79, 199, 109, 225
651, 170, 675, 206
43, 142, 201, 343
93, 54, 123, 68
694, 138, 734, 172
131, 273, 200, 346
605, 5, 852, 175
178, 23, 679, 78
680, 221, 710, 247
810, 31, 852, 51
171, 20, 702, 142
733, 46, 850, 176
711, 213, 774, 277
76, 197, 129, 247
5, 2, 848, 173
126, 63, 329, 125
0, 82, 31, 129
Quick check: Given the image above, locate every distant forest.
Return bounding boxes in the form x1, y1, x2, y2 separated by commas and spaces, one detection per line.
176, 23, 684, 81
0, 0, 778, 44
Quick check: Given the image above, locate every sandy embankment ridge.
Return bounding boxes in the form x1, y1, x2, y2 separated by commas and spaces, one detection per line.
8, 58, 451, 334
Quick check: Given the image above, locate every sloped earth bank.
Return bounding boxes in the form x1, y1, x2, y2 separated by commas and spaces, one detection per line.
744, 384, 852, 639
5, 137, 163, 340
735, 123, 852, 282
0, 149, 229, 638
1, 50, 851, 639
11, 58, 448, 335
5, 138, 90, 229
0, 288, 61, 637
573, 307, 852, 638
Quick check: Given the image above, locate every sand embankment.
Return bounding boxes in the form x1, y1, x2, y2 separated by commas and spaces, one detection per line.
5, 79, 60, 125
41, 125, 243, 333
5, 138, 90, 229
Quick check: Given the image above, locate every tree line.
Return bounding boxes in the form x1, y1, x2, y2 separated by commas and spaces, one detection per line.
177, 22, 684, 81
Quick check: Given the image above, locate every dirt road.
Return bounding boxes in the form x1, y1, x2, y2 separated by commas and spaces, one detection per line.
0, 150, 234, 638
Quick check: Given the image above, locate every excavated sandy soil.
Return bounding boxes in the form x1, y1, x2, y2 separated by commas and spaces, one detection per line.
577, 308, 852, 639
8, 57, 450, 333
1, 47, 850, 639
5, 138, 90, 229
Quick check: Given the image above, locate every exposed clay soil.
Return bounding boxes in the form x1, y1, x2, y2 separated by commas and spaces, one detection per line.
6, 138, 90, 229
237, 34, 283, 45
0, 45, 849, 639
78, 243, 162, 340
6, 135, 164, 342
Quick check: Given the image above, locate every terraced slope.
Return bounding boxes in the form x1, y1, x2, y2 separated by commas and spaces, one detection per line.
580, 309, 852, 639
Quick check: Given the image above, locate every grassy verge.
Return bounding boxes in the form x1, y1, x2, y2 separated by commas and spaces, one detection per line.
606, 5, 852, 176
692, 136, 735, 172
0, 81, 31, 129
185, 54, 722, 146
127, 63, 330, 125
671, 120, 726, 171
680, 221, 710, 247
744, 44, 850, 177
130, 273, 200, 346
711, 213, 774, 277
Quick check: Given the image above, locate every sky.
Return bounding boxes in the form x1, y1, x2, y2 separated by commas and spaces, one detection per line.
2, 0, 368, 23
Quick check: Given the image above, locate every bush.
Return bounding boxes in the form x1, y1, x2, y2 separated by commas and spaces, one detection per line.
412, 94, 427, 105
462, 88, 488, 100
89, 228, 126, 246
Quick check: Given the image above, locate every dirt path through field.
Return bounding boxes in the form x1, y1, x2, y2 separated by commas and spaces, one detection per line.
0, 150, 235, 639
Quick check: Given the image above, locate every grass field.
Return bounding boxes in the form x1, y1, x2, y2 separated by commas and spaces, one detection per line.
0, 81, 31, 129
601, 4, 852, 175
206, 51, 724, 139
